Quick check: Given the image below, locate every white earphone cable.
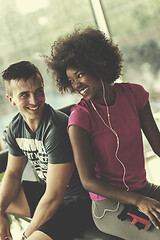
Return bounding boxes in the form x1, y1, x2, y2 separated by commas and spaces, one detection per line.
92, 200, 120, 219
90, 79, 129, 219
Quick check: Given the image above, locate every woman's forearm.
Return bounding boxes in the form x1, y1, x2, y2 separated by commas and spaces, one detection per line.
83, 176, 143, 206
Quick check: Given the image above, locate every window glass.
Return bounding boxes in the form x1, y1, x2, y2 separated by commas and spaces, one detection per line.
0, 0, 95, 147
101, 0, 160, 162
102, 0, 160, 113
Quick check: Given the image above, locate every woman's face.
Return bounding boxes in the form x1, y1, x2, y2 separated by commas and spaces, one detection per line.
66, 67, 103, 103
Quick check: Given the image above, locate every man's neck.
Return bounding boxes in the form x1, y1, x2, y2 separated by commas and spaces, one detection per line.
24, 118, 41, 133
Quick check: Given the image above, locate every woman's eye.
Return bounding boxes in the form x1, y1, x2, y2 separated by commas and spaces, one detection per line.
68, 80, 73, 84
68, 78, 74, 84
78, 73, 83, 78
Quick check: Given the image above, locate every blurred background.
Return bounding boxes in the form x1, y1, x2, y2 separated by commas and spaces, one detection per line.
0, 0, 160, 146
0, 0, 160, 237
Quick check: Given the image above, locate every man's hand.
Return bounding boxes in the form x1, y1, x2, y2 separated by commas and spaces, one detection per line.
137, 196, 160, 230
0, 213, 12, 240
20, 232, 27, 240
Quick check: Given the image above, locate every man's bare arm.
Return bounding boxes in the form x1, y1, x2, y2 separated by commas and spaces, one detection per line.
0, 153, 28, 240
24, 161, 75, 238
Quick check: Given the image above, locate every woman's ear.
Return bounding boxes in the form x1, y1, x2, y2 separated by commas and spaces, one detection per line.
6, 94, 16, 106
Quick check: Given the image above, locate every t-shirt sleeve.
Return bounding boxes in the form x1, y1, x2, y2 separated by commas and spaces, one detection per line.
45, 124, 74, 164
68, 105, 91, 134
6, 124, 24, 156
129, 83, 149, 113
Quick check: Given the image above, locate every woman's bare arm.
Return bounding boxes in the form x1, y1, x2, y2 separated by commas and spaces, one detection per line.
69, 125, 160, 229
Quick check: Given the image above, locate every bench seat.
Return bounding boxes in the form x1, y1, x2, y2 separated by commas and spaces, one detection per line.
80, 223, 123, 240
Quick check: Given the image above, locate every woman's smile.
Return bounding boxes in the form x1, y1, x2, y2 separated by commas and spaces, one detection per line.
66, 68, 103, 103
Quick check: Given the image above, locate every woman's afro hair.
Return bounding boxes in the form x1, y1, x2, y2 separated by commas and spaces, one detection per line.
46, 27, 123, 93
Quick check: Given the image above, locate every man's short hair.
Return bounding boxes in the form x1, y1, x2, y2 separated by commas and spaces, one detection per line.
2, 61, 44, 96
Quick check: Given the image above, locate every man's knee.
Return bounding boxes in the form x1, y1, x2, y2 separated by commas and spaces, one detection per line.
6, 185, 30, 217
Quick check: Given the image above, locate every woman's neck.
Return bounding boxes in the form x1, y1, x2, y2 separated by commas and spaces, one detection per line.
93, 83, 116, 106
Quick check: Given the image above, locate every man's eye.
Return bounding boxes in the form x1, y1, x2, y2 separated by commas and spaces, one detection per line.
20, 93, 29, 98
37, 89, 44, 94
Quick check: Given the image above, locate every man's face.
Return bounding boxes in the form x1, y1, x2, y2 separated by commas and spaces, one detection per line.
7, 74, 45, 129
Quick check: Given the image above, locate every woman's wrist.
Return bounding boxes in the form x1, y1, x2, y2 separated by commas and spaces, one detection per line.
131, 192, 144, 207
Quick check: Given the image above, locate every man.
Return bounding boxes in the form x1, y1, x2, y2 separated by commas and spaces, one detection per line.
0, 61, 91, 240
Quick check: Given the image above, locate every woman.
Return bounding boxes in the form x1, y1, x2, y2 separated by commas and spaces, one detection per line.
46, 27, 160, 239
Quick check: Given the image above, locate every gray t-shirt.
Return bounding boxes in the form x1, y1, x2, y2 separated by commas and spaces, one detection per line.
6, 104, 88, 198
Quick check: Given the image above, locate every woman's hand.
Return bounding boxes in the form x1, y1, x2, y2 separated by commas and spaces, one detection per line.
136, 196, 160, 229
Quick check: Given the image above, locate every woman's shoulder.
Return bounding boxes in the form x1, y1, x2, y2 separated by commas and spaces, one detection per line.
114, 82, 149, 111
69, 99, 92, 133
71, 98, 91, 113
114, 82, 147, 94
